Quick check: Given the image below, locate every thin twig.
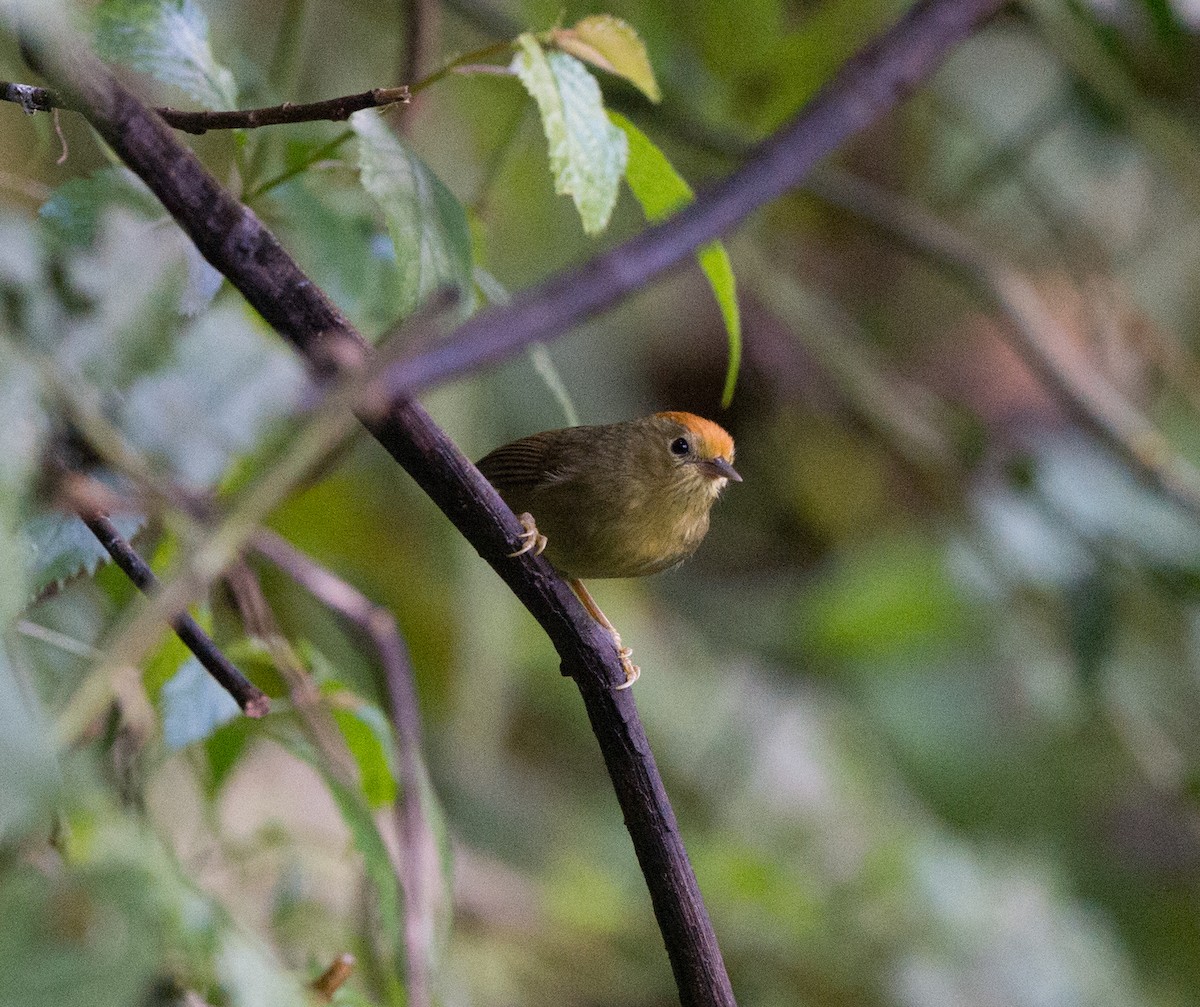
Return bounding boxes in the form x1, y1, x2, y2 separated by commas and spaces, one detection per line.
1, 40, 509, 135
33, 3, 1002, 1001
253, 530, 439, 1007
81, 512, 269, 718
1, 79, 410, 132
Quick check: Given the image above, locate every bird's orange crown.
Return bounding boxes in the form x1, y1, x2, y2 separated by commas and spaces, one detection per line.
655, 411, 736, 462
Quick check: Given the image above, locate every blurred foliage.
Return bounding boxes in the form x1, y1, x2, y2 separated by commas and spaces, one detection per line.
7, 0, 1200, 1005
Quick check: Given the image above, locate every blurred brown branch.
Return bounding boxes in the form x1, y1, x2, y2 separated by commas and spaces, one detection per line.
253, 531, 439, 1007
807, 168, 1200, 524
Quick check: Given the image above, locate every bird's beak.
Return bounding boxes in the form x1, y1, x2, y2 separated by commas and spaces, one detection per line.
700, 457, 742, 482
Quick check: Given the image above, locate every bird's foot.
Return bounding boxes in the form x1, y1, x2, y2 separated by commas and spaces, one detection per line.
569, 578, 641, 691
508, 512, 548, 558
614, 644, 640, 690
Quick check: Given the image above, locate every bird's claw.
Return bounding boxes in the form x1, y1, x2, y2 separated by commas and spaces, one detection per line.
509, 512, 548, 558
614, 646, 640, 690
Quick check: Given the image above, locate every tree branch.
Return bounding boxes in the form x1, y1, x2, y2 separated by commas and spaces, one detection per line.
29, 1, 1002, 1001
81, 512, 269, 718
1, 79, 410, 133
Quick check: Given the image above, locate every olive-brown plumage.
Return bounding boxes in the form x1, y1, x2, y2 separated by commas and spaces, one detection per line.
477, 411, 740, 688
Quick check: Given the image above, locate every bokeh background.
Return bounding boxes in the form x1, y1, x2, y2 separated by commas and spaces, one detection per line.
6, 1, 1200, 1005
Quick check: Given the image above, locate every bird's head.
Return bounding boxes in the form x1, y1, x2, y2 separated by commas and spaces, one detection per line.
651, 411, 741, 498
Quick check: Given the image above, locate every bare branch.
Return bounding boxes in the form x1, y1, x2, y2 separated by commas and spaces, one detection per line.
81, 511, 269, 718
158, 89, 411, 134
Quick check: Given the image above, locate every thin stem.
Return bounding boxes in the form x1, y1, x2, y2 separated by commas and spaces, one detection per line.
244, 128, 353, 202
81, 512, 269, 719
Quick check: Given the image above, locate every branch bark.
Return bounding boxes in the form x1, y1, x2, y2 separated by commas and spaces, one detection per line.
28, 1, 1003, 1002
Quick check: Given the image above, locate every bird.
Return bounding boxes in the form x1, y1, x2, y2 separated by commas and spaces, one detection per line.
477, 411, 741, 688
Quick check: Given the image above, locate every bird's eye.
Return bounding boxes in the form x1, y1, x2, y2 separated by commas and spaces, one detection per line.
670, 437, 690, 456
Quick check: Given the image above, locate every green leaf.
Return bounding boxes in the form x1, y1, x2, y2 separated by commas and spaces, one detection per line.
352, 111, 474, 321
23, 510, 146, 601
39, 168, 162, 247
609, 111, 741, 404
93, 0, 238, 110
511, 35, 629, 235
551, 15, 662, 103
120, 303, 306, 490
325, 684, 399, 809
42, 171, 224, 316
203, 715, 254, 796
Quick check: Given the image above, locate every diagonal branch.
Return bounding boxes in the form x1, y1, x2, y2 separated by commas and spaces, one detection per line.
29, 2, 1003, 1002
81, 511, 269, 718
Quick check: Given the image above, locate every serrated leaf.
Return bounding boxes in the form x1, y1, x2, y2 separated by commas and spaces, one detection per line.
93, 0, 238, 110
42, 172, 224, 317
352, 111, 474, 321
511, 35, 629, 235
610, 111, 741, 404
23, 510, 147, 601
120, 303, 306, 490
552, 15, 661, 103
161, 655, 241, 749
39, 168, 162, 247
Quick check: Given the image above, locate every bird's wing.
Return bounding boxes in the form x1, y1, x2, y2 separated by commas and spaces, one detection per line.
476, 431, 570, 495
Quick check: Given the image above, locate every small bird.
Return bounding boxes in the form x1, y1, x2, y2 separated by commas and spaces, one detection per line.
477, 411, 741, 689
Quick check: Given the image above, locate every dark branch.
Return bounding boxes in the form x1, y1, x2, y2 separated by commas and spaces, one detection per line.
378, 0, 1007, 400
34, 37, 735, 1007
81, 512, 270, 718
156, 88, 410, 134
32, 1, 1003, 1001
1, 79, 410, 133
